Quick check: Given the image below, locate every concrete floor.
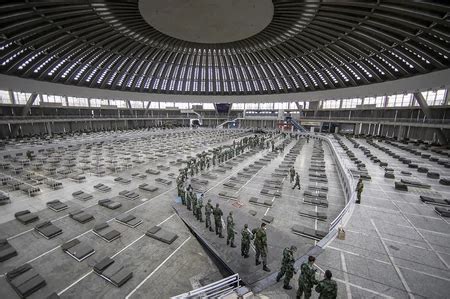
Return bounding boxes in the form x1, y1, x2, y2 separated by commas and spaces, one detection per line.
1, 130, 449, 298
0, 129, 247, 298
258, 135, 450, 298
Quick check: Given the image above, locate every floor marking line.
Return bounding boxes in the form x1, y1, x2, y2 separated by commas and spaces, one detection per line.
57, 270, 93, 296
8, 188, 177, 273
371, 219, 415, 299
125, 236, 192, 299
340, 252, 352, 299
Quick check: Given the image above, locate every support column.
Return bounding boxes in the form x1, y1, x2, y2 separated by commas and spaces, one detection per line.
414, 92, 447, 144
11, 93, 38, 137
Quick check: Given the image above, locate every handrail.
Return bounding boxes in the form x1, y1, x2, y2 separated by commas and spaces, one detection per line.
172, 273, 241, 298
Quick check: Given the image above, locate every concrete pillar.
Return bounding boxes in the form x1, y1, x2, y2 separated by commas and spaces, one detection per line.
46, 122, 52, 137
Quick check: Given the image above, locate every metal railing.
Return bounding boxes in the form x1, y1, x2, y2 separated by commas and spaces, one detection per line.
301, 116, 450, 124
172, 273, 242, 299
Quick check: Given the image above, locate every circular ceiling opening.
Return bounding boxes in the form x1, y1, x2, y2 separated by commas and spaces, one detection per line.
138, 0, 274, 44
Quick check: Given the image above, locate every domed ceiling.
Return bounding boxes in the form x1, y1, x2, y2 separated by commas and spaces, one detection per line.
0, 0, 449, 96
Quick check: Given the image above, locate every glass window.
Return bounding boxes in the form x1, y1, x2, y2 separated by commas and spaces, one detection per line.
341, 98, 362, 109
203, 103, 215, 110
322, 99, 340, 109
245, 103, 259, 110
0, 90, 11, 104
13, 92, 31, 105
363, 96, 385, 107
68, 97, 88, 107
175, 102, 189, 109
387, 94, 412, 107
41, 94, 66, 106
259, 103, 273, 110
231, 103, 245, 110
303, 102, 310, 109
149, 102, 159, 109
274, 102, 289, 109
129, 101, 144, 109
422, 89, 446, 106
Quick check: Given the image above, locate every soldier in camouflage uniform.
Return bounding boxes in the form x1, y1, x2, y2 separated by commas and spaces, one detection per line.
253, 223, 271, 272
205, 199, 213, 232
185, 185, 193, 211
315, 270, 337, 299
179, 185, 186, 205
196, 193, 204, 222
290, 167, 296, 183
226, 212, 236, 248
213, 203, 224, 238
292, 173, 301, 190
355, 178, 364, 204
241, 224, 251, 258
297, 256, 318, 299
276, 246, 297, 289
191, 192, 197, 217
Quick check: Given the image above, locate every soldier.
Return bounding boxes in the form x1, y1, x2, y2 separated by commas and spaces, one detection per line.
226, 212, 236, 248
276, 246, 297, 289
186, 189, 192, 211
213, 203, 224, 238
196, 193, 204, 222
315, 270, 337, 299
205, 199, 214, 232
306, 135, 310, 143
297, 256, 318, 299
179, 186, 186, 205
290, 167, 296, 183
190, 166, 194, 177
253, 223, 270, 272
192, 192, 198, 217
355, 178, 364, 204
241, 224, 251, 258
292, 173, 301, 190
271, 140, 275, 152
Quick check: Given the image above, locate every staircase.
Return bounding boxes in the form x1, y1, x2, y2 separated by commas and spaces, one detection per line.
288, 118, 308, 132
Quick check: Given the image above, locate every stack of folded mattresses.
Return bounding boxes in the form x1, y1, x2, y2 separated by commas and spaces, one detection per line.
115, 214, 142, 228
46, 200, 68, 212
155, 178, 172, 185
119, 190, 140, 200
69, 210, 94, 224
6, 264, 47, 298
114, 177, 131, 184
249, 197, 273, 207
146, 226, 178, 244
98, 199, 122, 210
61, 238, 95, 262
93, 257, 133, 287
93, 223, 121, 242
34, 221, 62, 239
94, 183, 111, 192
291, 224, 328, 240
15, 210, 39, 224
72, 191, 93, 201
0, 238, 17, 261
138, 184, 158, 192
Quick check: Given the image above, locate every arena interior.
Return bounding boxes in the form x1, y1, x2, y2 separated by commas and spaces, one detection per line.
0, 1, 449, 298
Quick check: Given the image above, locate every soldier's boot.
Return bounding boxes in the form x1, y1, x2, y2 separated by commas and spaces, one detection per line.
255, 259, 261, 266
244, 254, 249, 258
199, 217, 204, 223
230, 241, 236, 248
219, 233, 224, 238
276, 272, 282, 282
263, 264, 271, 272
227, 240, 229, 245
283, 285, 292, 290
209, 227, 213, 232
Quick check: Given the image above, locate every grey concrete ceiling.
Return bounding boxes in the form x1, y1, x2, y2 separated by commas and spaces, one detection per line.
0, 0, 449, 97
139, 0, 273, 44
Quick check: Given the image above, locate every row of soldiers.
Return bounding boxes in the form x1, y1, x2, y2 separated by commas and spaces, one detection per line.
276, 249, 337, 298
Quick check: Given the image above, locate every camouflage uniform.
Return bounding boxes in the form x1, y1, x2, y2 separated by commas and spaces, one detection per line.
356, 179, 364, 204
297, 262, 318, 299
226, 213, 236, 247
191, 193, 197, 217
315, 278, 338, 299
196, 195, 204, 222
253, 226, 270, 271
290, 167, 296, 183
292, 173, 301, 190
186, 190, 192, 211
213, 204, 224, 238
276, 247, 296, 288
205, 200, 213, 231
241, 226, 251, 257
179, 188, 186, 205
